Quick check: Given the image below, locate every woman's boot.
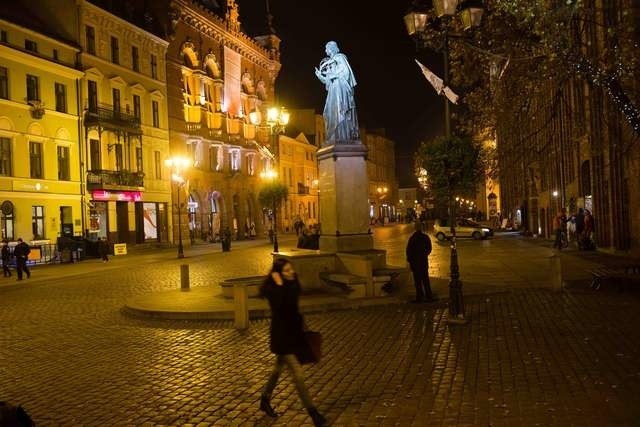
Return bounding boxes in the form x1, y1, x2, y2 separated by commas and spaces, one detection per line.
308, 407, 327, 426
259, 396, 278, 418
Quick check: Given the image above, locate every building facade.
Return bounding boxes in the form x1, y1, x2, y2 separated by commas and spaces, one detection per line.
497, 0, 639, 252
24, 0, 173, 246
0, 12, 84, 244
276, 133, 319, 232
165, 0, 281, 243
79, 1, 172, 245
362, 128, 398, 223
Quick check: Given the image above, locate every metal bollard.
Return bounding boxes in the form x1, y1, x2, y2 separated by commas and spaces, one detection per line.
233, 283, 249, 330
550, 255, 563, 292
180, 264, 190, 291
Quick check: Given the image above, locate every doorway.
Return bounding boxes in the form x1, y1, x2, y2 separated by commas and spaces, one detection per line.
60, 206, 73, 237
116, 201, 129, 243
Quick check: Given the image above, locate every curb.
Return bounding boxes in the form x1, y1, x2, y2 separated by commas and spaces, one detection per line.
122, 295, 405, 321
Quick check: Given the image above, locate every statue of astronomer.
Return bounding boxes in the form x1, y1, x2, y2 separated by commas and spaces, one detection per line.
315, 41, 360, 144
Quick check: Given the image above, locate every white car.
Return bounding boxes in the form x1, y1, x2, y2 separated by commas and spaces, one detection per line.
433, 218, 493, 241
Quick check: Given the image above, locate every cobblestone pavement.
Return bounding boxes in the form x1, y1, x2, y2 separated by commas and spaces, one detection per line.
1, 226, 639, 426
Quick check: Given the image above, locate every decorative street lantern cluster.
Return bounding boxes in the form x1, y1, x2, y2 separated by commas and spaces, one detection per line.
404, 0, 485, 324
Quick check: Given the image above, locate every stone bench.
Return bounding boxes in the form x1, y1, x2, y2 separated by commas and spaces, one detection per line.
220, 276, 265, 299
589, 266, 640, 292
319, 272, 367, 298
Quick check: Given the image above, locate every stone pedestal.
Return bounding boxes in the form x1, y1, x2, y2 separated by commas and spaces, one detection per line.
318, 143, 373, 253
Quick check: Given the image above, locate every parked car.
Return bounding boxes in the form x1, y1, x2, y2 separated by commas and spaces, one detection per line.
433, 218, 493, 241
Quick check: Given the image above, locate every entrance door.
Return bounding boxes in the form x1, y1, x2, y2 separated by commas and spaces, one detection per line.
116, 201, 129, 243
157, 203, 168, 242
60, 206, 73, 237
134, 202, 145, 243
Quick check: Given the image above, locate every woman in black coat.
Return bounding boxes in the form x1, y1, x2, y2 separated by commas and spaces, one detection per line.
259, 259, 326, 426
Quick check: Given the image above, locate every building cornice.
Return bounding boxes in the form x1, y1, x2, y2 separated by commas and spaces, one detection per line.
0, 45, 84, 79
80, 53, 167, 88
0, 18, 80, 51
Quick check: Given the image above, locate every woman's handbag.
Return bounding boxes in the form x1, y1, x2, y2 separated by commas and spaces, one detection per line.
296, 330, 322, 365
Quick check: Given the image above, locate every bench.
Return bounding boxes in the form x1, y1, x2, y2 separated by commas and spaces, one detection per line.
589, 266, 640, 291
319, 272, 367, 295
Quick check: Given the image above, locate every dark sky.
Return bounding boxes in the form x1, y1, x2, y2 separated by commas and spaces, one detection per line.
239, 0, 445, 186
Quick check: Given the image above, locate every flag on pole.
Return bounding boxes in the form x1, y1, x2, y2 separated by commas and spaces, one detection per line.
415, 59, 459, 104
443, 87, 459, 104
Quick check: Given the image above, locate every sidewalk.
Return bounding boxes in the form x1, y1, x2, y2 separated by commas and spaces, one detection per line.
0, 236, 289, 289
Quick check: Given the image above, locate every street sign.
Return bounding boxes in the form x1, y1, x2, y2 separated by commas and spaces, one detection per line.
113, 243, 127, 256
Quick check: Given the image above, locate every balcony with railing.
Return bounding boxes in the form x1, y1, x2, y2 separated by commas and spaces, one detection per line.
85, 104, 142, 134
87, 169, 144, 190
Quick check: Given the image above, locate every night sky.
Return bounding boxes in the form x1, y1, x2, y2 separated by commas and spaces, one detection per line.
239, 0, 445, 186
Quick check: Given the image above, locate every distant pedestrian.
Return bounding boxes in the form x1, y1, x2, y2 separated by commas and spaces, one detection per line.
249, 221, 257, 239
575, 208, 585, 248
221, 226, 232, 252
13, 238, 31, 281
97, 237, 109, 262
582, 209, 595, 250
1, 240, 11, 277
406, 222, 433, 302
553, 209, 567, 250
259, 259, 326, 426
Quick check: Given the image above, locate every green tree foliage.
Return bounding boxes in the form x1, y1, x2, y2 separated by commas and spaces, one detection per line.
415, 136, 486, 206
258, 182, 289, 208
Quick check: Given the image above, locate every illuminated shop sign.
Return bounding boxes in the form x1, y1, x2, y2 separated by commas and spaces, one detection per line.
92, 190, 142, 202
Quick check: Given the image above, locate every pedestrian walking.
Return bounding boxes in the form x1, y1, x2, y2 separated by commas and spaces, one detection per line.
13, 238, 31, 281
259, 259, 326, 426
1, 240, 11, 277
583, 209, 595, 250
97, 237, 109, 262
406, 221, 433, 302
575, 208, 585, 249
553, 209, 568, 250
221, 226, 232, 252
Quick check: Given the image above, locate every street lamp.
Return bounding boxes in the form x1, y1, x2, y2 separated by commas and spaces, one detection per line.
405, 0, 484, 324
165, 156, 192, 258
260, 168, 280, 252
262, 106, 289, 252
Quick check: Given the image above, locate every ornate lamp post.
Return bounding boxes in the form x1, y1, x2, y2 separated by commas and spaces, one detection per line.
405, 0, 484, 324
260, 168, 280, 252
165, 156, 191, 258
262, 106, 289, 252
376, 186, 389, 222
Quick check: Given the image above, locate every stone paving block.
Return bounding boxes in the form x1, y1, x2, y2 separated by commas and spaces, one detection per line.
1, 231, 640, 425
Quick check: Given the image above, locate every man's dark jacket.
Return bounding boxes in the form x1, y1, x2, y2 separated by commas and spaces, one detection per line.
406, 231, 432, 269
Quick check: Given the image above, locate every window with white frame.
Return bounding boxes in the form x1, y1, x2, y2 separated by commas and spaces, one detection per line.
230, 149, 240, 171
246, 153, 255, 176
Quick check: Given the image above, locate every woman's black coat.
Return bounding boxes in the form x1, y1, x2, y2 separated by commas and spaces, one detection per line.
262, 276, 306, 355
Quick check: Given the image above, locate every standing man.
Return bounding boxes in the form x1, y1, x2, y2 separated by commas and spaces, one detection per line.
13, 238, 31, 281
406, 222, 433, 303
1, 240, 11, 277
